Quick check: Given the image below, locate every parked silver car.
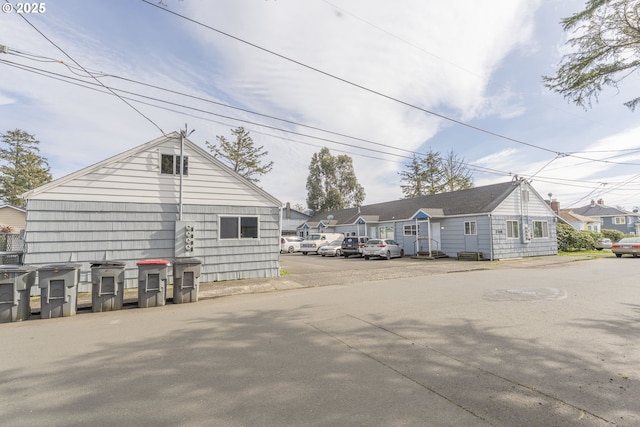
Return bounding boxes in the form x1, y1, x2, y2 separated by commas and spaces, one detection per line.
280, 236, 303, 253
317, 240, 343, 257
363, 239, 404, 260
611, 237, 640, 258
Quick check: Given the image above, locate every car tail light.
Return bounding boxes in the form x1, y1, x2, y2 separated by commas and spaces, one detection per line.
379, 244, 386, 248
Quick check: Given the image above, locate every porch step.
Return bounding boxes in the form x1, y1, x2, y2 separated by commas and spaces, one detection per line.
415, 250, 449, 259
457, 251, 484, 261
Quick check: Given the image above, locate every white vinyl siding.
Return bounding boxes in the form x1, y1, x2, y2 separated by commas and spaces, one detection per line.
26, 138, 277, 207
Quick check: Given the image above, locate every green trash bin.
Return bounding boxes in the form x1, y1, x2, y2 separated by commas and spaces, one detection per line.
173, 258, 201, 304
38, 263, 82, 319
0, 265, 36, 323
136, 259, 170, 308
91, 261, 127, 312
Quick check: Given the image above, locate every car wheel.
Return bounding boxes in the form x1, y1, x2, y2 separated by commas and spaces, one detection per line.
288, 246, 295, 253
302, 252, 308, 256
595, 248, 603, 251
364, 256, 370, 260
321, 254, 326, 257
385, 251, 391, 260
343, 254, 349, 258
616, 254, 622, 258
400, 249, 404, 257
336, 249, 341, 256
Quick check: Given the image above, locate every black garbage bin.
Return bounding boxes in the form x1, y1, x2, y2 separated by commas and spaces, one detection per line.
38, 263, 82, 319
173, 258, 201, 304
91, 261, 127, 312
0, 265, 36, 323
136, 259, 170, 308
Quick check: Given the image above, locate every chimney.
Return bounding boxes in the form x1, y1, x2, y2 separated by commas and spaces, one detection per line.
286, 202, 291, 219
597, 198, 604, 205
550, 199, 560, 214
590, 199, 596, 207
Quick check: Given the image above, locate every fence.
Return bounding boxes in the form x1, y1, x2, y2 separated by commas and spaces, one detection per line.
0, 233, 25, 264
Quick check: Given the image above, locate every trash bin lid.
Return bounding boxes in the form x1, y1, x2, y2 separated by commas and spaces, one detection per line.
173, 257, 202, 265
136, 259, 171, 266
0, 264, 36, 273
38, 263, 82, 272
90, 260, 127, 268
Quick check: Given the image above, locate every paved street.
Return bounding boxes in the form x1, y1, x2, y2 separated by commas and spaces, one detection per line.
1, 256, 639, 426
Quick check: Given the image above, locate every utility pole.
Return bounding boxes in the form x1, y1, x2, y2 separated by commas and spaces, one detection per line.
179, 124, 195, 220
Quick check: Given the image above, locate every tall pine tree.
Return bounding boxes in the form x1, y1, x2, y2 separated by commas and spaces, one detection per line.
0, 129, 52, 207
206, 127, 273, 183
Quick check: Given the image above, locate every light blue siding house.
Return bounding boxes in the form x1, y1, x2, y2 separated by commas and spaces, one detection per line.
22, 132, 282, 291
300, 179, 558, 260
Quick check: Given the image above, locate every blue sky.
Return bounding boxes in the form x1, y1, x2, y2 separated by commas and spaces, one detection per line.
2, 0, 640, 211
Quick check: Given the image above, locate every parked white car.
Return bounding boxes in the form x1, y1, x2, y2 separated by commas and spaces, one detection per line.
363, 239, 404, 260
280, 236, 303, 253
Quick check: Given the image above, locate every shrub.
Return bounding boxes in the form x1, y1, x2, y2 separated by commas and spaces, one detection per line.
601, 229, 624, 242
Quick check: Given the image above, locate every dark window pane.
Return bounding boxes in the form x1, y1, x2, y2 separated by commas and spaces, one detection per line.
220, 217, 238, 239
161, 154, 174, 174
240, 217, 258, 238
175, 156, 188, 175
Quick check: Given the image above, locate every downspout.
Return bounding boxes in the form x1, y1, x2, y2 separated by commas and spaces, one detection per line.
489, 213, 494, 261
428, 217, 432, 257
415, 217, 419, 255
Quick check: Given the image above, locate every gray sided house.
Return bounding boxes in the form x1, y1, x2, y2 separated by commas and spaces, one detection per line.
22, 132, 282, 291
300, 180, 557, 260
571, 199, 640, 235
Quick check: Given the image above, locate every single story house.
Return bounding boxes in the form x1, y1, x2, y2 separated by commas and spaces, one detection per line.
0, 204, 26, 232
571, 199, 640, 235
557, 210, 601, 232
281, 202, 311, 236
299, 179, 558, 260
21, 132, 282, 291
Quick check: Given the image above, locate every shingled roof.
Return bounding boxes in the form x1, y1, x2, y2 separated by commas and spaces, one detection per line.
307, 181, 519, 224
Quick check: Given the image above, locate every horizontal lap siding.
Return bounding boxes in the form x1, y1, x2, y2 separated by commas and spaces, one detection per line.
25, 200, 280, 292
490, 215, 558, 259
439, 216, 491, 258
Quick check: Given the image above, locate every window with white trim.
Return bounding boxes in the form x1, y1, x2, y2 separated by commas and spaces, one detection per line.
614, 216, 626, 225
220, 216, 259, 239
464, 221, 477, 235
379, 225, 394, 239
507, 220, 519, 238
404, 224, 417, 236
532, 221, 548, 238
161, 154, 188, 175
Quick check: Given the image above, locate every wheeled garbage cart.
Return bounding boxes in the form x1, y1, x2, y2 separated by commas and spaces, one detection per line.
0, 265, 36, 323
91, 261, 127, 312
136, 259, 170, 308
172, 258, 201, 304
38, 263, 82, 319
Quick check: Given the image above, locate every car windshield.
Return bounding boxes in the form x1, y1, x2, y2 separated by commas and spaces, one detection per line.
367, 239, 382, 245
619, 237, 640, 244
329, 240, 342, 246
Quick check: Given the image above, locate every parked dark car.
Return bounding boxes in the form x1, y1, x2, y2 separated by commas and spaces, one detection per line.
341, 236, 369, 257
611, 237, 640, 258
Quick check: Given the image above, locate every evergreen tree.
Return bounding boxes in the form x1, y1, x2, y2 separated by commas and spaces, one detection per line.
306, 147, 365, 213
543, 0, 640, 110
206, 127, 273, 183
0, 129, 52, 207
399, 149, 472, 198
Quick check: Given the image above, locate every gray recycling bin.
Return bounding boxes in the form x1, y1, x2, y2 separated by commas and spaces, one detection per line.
91, 261, 127, 312
173, 258, 201, 304
0, 265, 36, 323
38, 263, 82, 319
137, 259, 170, 308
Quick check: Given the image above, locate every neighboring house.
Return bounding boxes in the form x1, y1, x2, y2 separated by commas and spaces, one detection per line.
0, 204, 26, 232
299, 179, 558, 260
571, 199, 640, 235
281, 202, 311, 236
557, 210, 601, 232
21, 132, 282, 291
